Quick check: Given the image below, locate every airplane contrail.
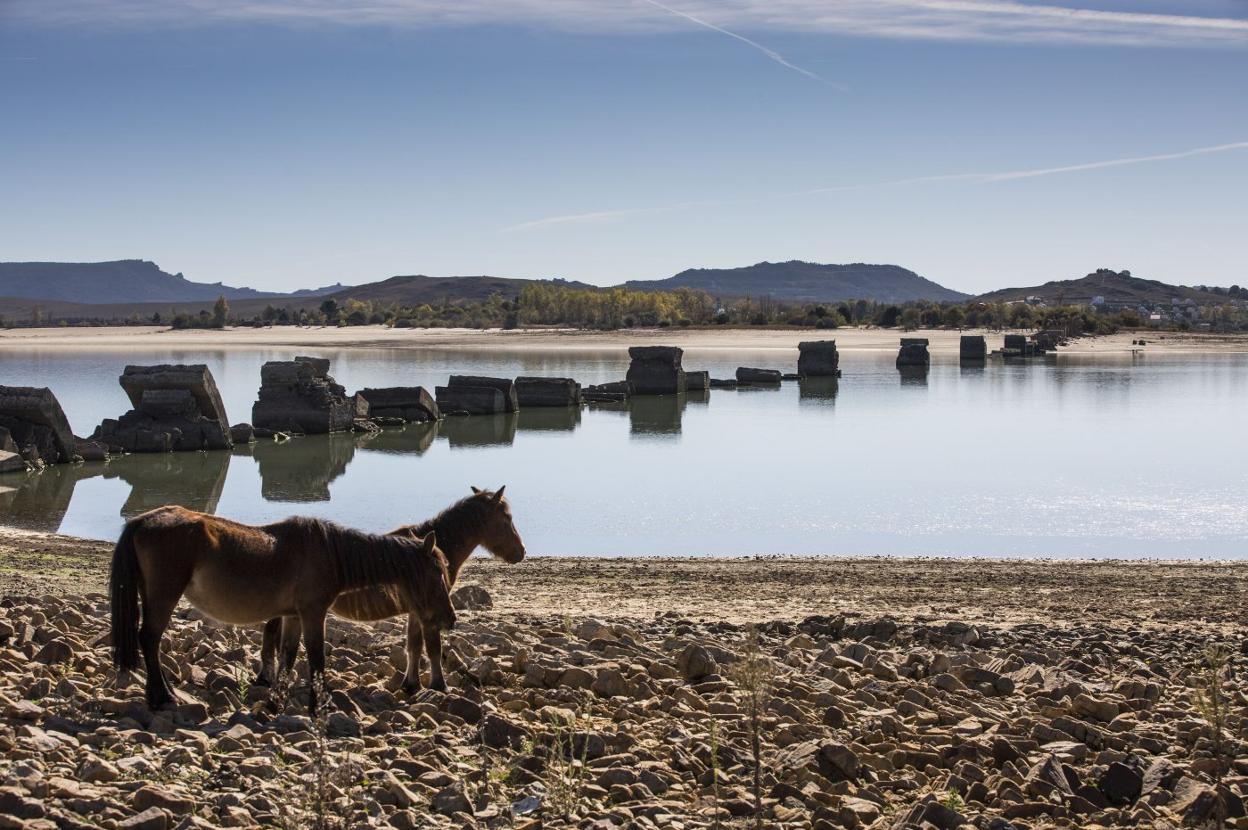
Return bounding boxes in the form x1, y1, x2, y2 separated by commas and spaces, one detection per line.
639, 0, 844, 89
507, 139, 1248, 230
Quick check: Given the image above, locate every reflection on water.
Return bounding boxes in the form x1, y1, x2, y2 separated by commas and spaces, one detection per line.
1, 347, 1246, 558
516, 408, 581, 433
629, 394, 687, 437
798, 377, 839, 404
245, 432, 356, 502
440, 414, 517, 448
356, 422, 439, 455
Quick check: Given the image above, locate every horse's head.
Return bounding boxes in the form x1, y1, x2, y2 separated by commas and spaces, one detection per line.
469, 485, 526, 564
415, 530, 457, 631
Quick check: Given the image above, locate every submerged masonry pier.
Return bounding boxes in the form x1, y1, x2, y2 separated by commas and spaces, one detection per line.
93, 364, 233, 453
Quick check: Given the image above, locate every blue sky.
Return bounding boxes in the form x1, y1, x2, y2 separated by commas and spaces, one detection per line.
1, 1, 1246, 294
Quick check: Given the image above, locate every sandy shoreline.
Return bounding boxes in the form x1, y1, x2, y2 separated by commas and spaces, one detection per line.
3, 324, 1248, 354
4, 527, 1244, 633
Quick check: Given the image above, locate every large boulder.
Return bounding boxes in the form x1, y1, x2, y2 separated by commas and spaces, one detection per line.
626, 346, 685, 395
357, 387, 440, 423
896, 338, 930, 368
514, 377, 581, 408
436, 386, 507, 416
448, 376, 518, 412
797, 340, 840, 377
0, 386, 77, 465
252, 357, 358, 434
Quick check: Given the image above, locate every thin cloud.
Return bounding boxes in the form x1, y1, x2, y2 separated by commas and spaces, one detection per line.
508, 140, 1248, 231
8, 1, 1248, 48
638, 0, 842, 89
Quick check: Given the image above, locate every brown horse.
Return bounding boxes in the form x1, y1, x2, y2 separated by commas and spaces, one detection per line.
110, 505, 455, 713
257, 485, 524, 692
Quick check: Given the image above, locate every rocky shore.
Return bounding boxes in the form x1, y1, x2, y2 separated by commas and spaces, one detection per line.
0, 538, 1244, 829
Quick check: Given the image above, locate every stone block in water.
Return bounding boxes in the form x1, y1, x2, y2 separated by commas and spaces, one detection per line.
119, 364, 230, 426
896, 339, 930, 368
960, 335, 987, 362
253, 357, 356, 435
448, 376, 518, 412
436, 385, 507, 415
683, 371, 709, 391
736, 367, 783, 385
358, 387, 441, 422
514, 377, 581, 408
798, 340, 840, 377
0, 386, 79, 465
627, 345, 686, 395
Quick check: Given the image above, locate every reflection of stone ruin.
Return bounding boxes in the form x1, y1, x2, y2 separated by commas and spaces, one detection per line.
253, 357, 360, 434
93, 365, 232, 453
0, 386, 77, 470
896, 338, 931, 368
249, 432, 357, 502
357, 387, 440, 423
436, 376, 518, 416
0, 463, 82, 532
439, 414, 517, 447
629, 394, 686, 436
798, 340, 840, 377
354, 422, 440, 455
627, 346, 686, 394
106, 451, 232, 518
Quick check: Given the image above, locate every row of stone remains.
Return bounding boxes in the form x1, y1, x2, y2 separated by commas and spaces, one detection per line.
0, 342, 842, 466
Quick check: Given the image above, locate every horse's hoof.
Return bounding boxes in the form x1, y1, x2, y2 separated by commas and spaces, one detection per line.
400, 683, 422, 696
429, 678, 447, 693
252, 673, 271, 688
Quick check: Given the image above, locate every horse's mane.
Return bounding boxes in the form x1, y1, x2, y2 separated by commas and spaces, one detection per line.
273, 516, 451, 601
408, 493, 494, 559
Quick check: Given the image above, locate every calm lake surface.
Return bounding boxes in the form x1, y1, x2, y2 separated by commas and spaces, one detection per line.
2, 345, 1246, 558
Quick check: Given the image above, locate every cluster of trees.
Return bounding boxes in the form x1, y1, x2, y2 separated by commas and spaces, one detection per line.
8, 285, 1248, 333
223, 287, 1175, 335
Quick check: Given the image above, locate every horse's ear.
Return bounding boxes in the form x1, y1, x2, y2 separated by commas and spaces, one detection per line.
470, 486, 482, 494
422, 531, 437, 552
493, 486, 506, 502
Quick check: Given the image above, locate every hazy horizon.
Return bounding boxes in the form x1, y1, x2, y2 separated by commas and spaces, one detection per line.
2, 1, 1245, 294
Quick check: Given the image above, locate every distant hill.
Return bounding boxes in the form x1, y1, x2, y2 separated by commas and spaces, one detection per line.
327, 274, 593, 305
976, 269, 1229, 306
623, 261, 968, 304
0, 260, 344, 304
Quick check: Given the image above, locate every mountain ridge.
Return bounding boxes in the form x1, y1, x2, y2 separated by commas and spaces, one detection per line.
623, 260, 969, 304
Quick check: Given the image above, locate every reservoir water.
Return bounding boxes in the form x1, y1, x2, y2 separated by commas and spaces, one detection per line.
1, 345, 1245, 558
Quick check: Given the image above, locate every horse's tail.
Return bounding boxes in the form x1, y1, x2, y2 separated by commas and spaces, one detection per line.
110, 519, 143, 672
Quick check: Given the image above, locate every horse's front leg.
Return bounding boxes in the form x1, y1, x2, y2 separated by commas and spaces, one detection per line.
299, 605, 329, 715
423, 623, 447, 693
401, 612, 424, 694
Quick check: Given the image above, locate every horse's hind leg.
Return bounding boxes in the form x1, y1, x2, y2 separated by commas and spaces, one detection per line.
299, 606, 329, 715
254, 617, 282, 687
401, 613, 423, 694
423, 623, 447, 693
277, 615, 301, 678
138, 589, 181, 709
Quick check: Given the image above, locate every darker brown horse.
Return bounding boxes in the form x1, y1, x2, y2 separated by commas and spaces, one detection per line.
110, 505, 455, 713
257, 485, 524, 692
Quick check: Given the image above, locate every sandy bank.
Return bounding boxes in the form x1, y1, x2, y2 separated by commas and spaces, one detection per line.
3, 324, 1247, 355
